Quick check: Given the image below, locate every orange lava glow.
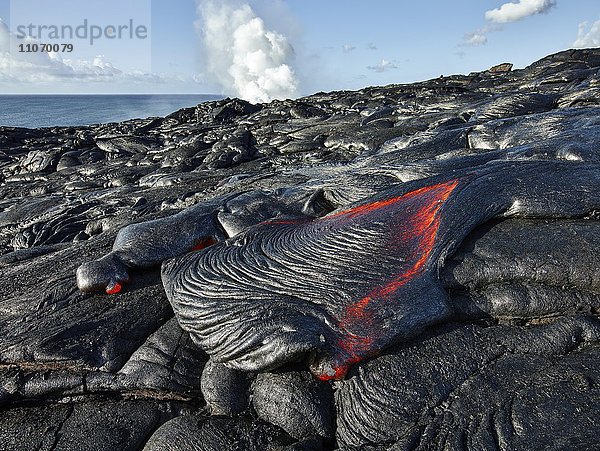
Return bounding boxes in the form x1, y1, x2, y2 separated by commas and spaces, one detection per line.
192, 237, 216, 251
106, 282, 122, 295
319, 179, 460, 380
328, 182, 457, 220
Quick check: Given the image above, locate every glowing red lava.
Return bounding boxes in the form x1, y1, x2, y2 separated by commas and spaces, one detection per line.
192, 237, 216, 251
106, 282, 122, 295
318, 179, 460, 380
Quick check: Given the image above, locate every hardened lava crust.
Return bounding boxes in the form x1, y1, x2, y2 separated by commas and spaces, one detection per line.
1, 48, 600, 450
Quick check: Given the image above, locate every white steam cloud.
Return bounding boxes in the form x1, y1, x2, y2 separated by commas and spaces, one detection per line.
485, 0, 556, 24
195, 0, 299, 103
574, 20, 600, 48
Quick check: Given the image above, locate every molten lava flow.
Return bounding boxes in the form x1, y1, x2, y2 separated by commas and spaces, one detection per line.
328, 182, 457, 220
106, 282, 122, 295
192, 237, 216, 251
105, 237, 215, 296
319, 179, 460, 380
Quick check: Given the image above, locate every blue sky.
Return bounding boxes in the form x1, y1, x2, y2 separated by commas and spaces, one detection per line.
0, 0, 598, 97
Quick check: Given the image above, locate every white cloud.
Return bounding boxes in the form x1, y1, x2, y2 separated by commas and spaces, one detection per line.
459, 0, 552, 50
460, 24, 503, 47
195, 0, 299, 103
343, 44, 356, 52
463, 31, 488, 46
574, 20, 600, 48
485, 0, 556, 23
0, 19, 174, 87
0, 20, 73, 83
367, 59, 398, 73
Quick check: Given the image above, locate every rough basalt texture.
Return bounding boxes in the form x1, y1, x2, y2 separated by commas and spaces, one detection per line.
1, 48, 600, 450
160, 161, 600, 381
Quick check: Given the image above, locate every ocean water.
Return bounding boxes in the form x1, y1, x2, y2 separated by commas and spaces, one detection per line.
0, 94, 224, 129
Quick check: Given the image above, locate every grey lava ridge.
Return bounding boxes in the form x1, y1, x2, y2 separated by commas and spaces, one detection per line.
1, 48, 600, 450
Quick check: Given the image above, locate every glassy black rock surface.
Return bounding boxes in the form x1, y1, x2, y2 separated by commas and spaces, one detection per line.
2, 48, 600, 450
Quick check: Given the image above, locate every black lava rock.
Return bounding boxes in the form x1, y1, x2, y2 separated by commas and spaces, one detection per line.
1, 48, 600, 451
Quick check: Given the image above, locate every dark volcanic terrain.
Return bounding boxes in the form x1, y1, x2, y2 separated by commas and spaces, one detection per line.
1, 48, 600, 450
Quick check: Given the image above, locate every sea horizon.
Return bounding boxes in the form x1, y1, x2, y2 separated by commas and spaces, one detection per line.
0, 94, 224, 129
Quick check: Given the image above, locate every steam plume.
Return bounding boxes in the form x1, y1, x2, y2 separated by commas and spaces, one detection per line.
195, 0, 299, 103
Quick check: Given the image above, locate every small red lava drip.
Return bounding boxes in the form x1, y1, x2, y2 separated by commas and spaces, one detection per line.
320, 179, 461, 380
192, 236, 216, 251
316, 333, 375, 382
106, 282, 122, 295
316, 361, 358, 382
